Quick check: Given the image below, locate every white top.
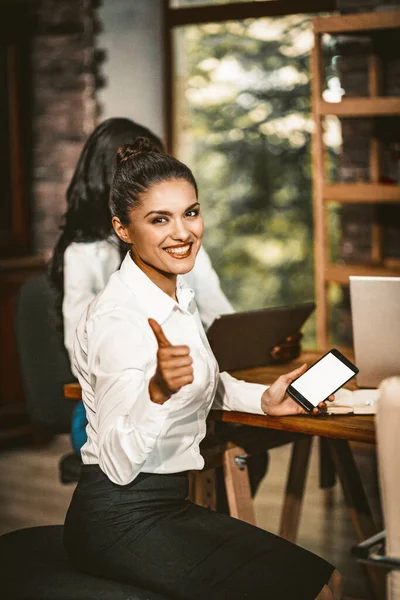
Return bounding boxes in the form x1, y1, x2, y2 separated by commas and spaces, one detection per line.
73, 253, 267, 486
63, 237, 233, 371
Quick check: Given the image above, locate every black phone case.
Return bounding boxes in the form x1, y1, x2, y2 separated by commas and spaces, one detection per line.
287, 348, 359, 412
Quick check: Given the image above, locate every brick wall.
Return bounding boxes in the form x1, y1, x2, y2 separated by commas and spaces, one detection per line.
31, 0, 100, 255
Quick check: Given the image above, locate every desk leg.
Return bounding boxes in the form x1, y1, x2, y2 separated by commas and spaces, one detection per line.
279, 437, 313, 543
328, 439, 386, 600
223, 445, 256, 525
319, 437, 336, 489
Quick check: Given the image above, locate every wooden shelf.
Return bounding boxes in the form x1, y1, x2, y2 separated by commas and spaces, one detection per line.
318, 97, 400, 117
324, 264, 400, 285
323, 183, 400, 203
312, 11, 400, 347
313, 10, 400, 34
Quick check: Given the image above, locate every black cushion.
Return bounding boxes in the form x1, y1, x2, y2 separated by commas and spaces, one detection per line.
0, 526, 168, 600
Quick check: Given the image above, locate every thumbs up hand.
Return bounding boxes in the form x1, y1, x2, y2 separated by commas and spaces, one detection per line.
148, 318, 194, 405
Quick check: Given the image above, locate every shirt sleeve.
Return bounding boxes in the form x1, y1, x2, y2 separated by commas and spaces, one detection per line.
63, 244, 98, 366
211, 371, 267, 415
85, 310, 170, 485
184, 246, 234, 329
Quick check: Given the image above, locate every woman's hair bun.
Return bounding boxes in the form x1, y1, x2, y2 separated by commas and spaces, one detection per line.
116, 137, 162, 166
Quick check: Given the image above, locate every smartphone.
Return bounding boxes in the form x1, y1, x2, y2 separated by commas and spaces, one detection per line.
287, 349, 359, 412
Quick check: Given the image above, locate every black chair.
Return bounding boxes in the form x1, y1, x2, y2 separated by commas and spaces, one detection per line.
0, 525, 168, 600
15, 273, 82, 482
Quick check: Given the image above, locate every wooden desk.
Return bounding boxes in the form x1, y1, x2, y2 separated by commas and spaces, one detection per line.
213, 351, 374, 444
64, 351, 383, 600
212, 352, 383, 600
65, 351, 374, 446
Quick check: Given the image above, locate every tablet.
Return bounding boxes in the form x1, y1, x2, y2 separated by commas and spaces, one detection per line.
206, 302, 315, 372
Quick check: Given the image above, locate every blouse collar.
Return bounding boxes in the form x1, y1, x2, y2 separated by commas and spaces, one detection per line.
119, 252, 195, 324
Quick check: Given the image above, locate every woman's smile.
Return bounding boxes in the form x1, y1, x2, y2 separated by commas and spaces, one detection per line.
164, 242, 193, 259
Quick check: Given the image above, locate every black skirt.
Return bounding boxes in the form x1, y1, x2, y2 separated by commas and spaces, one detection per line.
64, 465, 334, 600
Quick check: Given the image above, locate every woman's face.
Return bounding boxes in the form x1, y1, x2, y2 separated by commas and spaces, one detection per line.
113, 178, 204, 278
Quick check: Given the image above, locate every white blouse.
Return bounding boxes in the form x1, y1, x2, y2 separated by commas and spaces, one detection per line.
73, 253, 267, 486
63, 237, 233, 371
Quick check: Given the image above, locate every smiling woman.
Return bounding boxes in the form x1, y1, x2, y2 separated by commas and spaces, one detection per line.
49, 118, 236, 458
111, 140, 204, 296
62, 137, 341, 600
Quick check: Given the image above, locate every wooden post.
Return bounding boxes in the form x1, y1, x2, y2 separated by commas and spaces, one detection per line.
223, 445, 256, 525
189, 469, 217, 511
368, 51, 383, 265
311, 32, 329, 349
279, 437, 313, 542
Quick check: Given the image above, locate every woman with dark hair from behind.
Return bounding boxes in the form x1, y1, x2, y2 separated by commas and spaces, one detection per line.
49, 118, 234, 454
63, 138, 341, 600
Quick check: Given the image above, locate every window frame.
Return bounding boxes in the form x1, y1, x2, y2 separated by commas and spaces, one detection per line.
163, 0, 336, 151
0, 5, 32, 258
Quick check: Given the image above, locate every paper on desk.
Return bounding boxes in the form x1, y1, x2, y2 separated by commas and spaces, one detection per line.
328, 388, 379, 415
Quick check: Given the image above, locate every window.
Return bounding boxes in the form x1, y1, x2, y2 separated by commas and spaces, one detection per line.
174, 16, 314, 309
168, 2, 335, 342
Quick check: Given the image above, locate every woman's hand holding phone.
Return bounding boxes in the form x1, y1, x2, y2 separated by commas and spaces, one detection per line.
148, 318, 194, 405
261, 363, 333, 416
286, 349, 358, 412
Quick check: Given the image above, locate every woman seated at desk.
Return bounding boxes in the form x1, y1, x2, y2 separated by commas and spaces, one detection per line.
63, 138, 341, 600
50, 117, 296, 502
50, 118, 233, 453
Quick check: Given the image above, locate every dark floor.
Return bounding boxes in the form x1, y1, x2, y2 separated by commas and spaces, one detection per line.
0, 435, 383, 599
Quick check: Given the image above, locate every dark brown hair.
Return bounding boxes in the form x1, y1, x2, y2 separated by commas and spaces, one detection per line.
109, 137, 198, 225
49, 118, 163, 332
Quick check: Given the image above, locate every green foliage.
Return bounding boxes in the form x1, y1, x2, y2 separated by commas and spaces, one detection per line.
177, 16, 317, 343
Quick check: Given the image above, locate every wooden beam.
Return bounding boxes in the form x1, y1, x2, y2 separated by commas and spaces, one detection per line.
223, 445, 256, 525
279, 437, 313, 542
368, 54, 382, 99
324, 263, 400, 285
162, 0, 173, 152
313, 10, 400, 33
322, 183, 400, 203
168, 0, 336, 27
318, 97, 400, 117
368, 50, 384, 265
311, 33, 329, 349
189, 470, 217, 510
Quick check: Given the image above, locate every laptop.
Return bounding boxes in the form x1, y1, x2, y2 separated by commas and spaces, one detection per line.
206, 302, 315, 372
350, 276, 400, 388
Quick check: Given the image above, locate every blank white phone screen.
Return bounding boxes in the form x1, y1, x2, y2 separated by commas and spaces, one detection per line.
291, 352, 354, 406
